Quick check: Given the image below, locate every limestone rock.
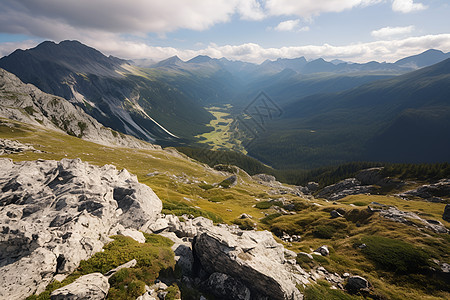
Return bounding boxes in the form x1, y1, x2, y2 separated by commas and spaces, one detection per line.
206, 272, 251, 300
252, 173, 276, 182
306, 182, 319, 192
119, 228, 146, 243
158, 231, 194, 275
375, 205, 448, 233
346, 276, 370, 293
0, 158, 162, 299
104, 259, 137, 278
0, 138, 37, 155
314, 245, 329, 256
50, 273, 109, 300
397, 179, 450, 202
317, 178, 375, 201
193, 226, 306, 300
330, 210, 343, 219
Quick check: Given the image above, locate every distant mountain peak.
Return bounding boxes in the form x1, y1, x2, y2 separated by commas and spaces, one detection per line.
188, 55, 213, 63
395, 48, 450, 68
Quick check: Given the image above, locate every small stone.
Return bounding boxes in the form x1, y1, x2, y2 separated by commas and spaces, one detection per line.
315, 245, 329, 256
346, 276, 370, 292
50, 273, 109, 300
330, 210, 343, 218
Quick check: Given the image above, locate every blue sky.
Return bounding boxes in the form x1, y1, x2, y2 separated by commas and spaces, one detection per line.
0, 0, 449, 63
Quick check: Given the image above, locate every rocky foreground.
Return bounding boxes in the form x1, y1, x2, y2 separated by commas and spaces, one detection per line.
0, 159, 294, 299
1, 158, 371, 300
0, 158, 161, 299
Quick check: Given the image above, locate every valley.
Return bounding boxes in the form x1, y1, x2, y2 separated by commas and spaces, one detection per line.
0, 40, 449, 300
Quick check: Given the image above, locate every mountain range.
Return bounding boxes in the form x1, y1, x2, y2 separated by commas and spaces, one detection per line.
1, 40, 449, 168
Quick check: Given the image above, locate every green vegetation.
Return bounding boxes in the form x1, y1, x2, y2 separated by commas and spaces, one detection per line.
176, 146, 274, 175
77, 121, 87, 137
303, 280, 359, 300
24, 106, 35, 115
255, 200, 282, 209
358, 236, 431, 274
162, 198, 223, 223
232, 218, 256, 230
177, 147, 450, 188
2, 119, 449, 300
27, 234, 176, 300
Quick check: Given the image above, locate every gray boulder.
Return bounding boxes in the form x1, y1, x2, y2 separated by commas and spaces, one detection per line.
218, 175, 238, 188
314, 245, 329, 256
443, 204, 450, 222
252, 174, 276, 182
330, 210, 343, 219
346, 276, 370, 293
306, 182, 319, 192
376, 205, 448, 234
206, 272, 251, 300
397, 179, 450, 201
50, 273, 109, 300
193, 226, 306, 300
0, 138, 37, 155
0, 158, 162, 299
317, 178, 374, 201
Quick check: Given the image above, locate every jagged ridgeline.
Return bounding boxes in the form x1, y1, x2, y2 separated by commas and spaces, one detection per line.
2, 41, 450, 169
0, 40, 213, 143
1, 40, 450, 300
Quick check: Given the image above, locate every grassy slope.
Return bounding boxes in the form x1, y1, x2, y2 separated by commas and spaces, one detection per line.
1, 118, 449, 300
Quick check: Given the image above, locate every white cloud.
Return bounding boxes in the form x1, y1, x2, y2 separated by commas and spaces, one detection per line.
392, 0, 427, 13
237, 0, 266, 20
4, 33, 447, 65
265, 0, 383, 17
273, 19, 309, 32
0, 0, 264, 38
0, 0, 390, 39
371, 25, 415, 38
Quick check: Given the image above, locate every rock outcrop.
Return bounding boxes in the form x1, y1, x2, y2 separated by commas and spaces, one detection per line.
397, 179, 450, 202
50, 273, 109, 300
0, 68, 159, 149
0, 138, 39, 155
149, 214, 308, 299
194, 227, 304, 299
345, 276, 370, 293
444, 204, 450, 222
316, 178, 375, 201
368, 203, 448, 233
0, 158, 162, 299
205, 272, 251, 300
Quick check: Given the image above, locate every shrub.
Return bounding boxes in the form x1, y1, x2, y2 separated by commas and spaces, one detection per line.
255, 200, 282, 209
304, 280, 358, 300
232, 218, 256, 230
345, 208, 373, 225
312, 225, 336, 239
24, 106, 35, 115
360, 236, 431, 274
199, 183, 214, 190
27, 234, 176, 300
261, 213, 282, 225
162, 199, 223, 223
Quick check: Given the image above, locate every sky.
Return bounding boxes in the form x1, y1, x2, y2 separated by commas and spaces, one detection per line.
0, 0, 449, 63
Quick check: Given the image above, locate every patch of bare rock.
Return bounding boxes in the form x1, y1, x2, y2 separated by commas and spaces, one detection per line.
0, 158, 161, 299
